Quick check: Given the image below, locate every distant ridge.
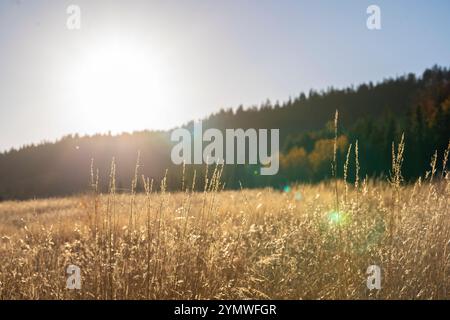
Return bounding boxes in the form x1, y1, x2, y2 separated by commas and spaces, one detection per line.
0, 65, 449, 200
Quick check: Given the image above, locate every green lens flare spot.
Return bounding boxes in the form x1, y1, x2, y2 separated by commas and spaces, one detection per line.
327, 210, 348, 226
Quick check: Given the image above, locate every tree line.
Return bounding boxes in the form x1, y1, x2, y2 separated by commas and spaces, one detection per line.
0, 65, 449, 200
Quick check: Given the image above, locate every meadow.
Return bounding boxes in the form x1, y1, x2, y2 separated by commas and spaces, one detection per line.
0, 140, 449, 299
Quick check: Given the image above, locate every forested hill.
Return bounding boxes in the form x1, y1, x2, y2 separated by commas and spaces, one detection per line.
1, 65, 449, 200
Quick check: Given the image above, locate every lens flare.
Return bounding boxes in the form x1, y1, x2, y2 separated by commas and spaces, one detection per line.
327, 210, 349, 226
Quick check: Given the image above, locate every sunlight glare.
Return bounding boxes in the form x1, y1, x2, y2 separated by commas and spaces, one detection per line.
66, 38, 169, 134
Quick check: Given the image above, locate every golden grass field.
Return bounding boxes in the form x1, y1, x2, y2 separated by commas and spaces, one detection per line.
0, 127, 449, 300
0, 158, 448, 299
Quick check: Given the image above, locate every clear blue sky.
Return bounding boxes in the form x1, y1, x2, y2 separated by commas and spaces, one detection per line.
0, 0, 449, 151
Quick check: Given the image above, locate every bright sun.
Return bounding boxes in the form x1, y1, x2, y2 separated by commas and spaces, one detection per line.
66, 38, 169, 133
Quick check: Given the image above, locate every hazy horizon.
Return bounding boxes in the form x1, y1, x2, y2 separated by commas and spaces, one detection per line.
0, 66, 442, 152
1, 0, 450, 151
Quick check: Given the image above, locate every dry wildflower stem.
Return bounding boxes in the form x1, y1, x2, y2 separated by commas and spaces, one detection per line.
0, 137, 449, 300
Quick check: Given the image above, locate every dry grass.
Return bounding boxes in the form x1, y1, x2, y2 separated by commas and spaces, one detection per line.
0, 126, 449, 299
0, 164, 448, 299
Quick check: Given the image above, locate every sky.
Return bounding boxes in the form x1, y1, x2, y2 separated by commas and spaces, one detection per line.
0, 0, 449, 151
